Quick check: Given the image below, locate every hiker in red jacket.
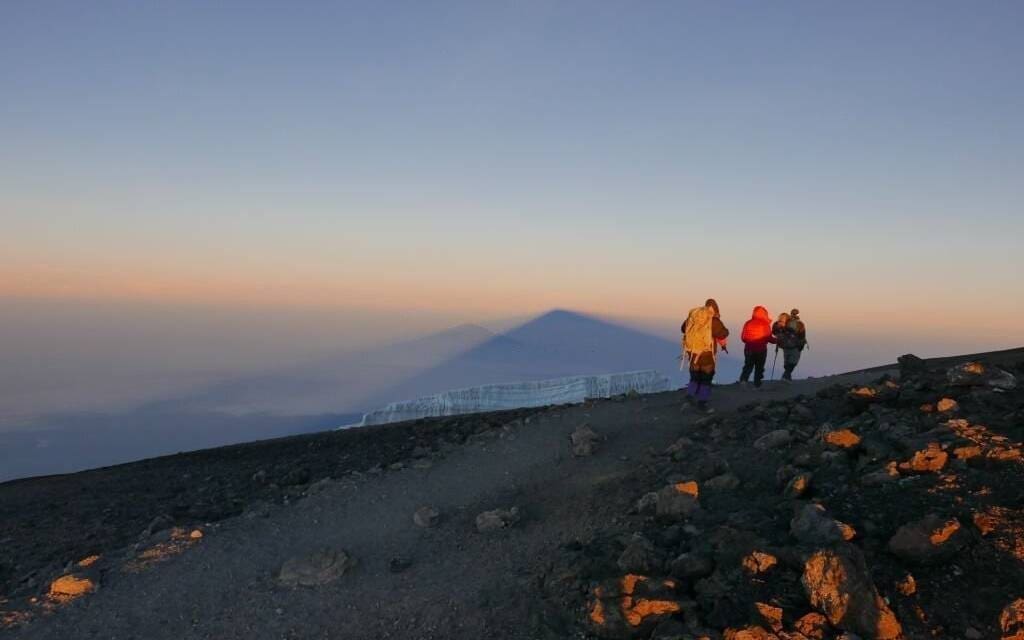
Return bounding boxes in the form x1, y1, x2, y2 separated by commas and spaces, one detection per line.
739, 306, 776, 388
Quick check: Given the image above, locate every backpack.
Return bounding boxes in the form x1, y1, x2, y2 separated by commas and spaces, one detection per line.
682, 306, 715, 364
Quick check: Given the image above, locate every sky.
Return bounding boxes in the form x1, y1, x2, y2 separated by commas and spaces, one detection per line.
2, 1, 1024, 416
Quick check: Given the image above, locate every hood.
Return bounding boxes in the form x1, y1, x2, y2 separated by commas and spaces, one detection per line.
750, 306, 770, 322
705, 298, 720, 317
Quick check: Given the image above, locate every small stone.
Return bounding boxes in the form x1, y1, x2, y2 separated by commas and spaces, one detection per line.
635, 492, 660, 514
784, 472, 812, 498
705, 473, 740, 491
388, 557, 413, 573
895, 574, 916, 595
570, 424, 602, 457
1001, 598, 1024, 639
278, 548, 355, 587
413, 506, 441, 528
189, 529, 203, 540
794, 612, 829, 639
741, 551, 778, 575
935, 397, 959, 413
251, 469, 268, 483
822, 428, 862, 449
475, 507, 520, 532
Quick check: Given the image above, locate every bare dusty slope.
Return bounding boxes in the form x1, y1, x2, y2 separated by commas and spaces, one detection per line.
2, 348, 1023, 639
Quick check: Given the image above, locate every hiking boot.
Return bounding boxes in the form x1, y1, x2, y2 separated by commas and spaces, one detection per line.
738, 380, 750, 388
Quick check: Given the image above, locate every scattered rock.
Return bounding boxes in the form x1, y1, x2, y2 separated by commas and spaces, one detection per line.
670, 552, 715, 579
947, 361, 1018, 389
475, 507, 521, 532
822, 428, 862, 450
794, 612, 830, 639
588, 574, 683, 639
861, 464, 899, 486
754, 430, 793, 451
48, 574, 96, 601
144, 514, 174, 537
936, 397, 960, 413
571, 424, 602, 457
895, 573, 916, 596
389, 556, 412, 573
754, 601, 784, 631
899, 443, 948, 473
306, 478, 335, 495
705, 472, 740, 491
784, 472, 812, 498
791, 503, 856, 545
741, 551, 778, 575
280, 467, 311, 486
801, 545, 902, 640
723, 625, 777, 639
1001, 598, 1024, 639
898, 353, 927, 378
887, 515, 968, 563
635, 492, 660, 514
413, 506, 441, 528
617, 535, 660, 574
655, 484, 700, 520
251, 469, 268, 483
278, 548, 355, 587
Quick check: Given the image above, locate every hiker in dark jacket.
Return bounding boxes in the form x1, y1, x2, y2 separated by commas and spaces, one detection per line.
681, 298, 730, 411
739, 305, 776, 387
772, 308, 807, 381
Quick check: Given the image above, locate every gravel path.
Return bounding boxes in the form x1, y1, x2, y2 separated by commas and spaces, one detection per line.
5, 371, 888, 640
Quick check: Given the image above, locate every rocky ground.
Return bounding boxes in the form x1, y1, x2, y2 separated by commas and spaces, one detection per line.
1, 349, 1023, 639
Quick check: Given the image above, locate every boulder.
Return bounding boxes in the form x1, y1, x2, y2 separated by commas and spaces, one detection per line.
887, 515, 968, 563
571, 424, 603, 457
754, 430, 793, 451
413, 506, 441, 528
801, 545, 902, 640
791, 503, 856, 545
278, 548, 355, 587
475, 507, 521, 532
947, 361, 1017, 390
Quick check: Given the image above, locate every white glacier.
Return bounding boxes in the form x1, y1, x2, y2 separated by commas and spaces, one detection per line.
345, 370, 670, 428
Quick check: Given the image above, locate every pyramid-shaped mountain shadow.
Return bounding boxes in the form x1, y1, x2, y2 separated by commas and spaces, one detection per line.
360, 310, 741, 410
142, 323, 496, 415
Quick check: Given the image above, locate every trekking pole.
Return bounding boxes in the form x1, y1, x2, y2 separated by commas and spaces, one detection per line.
771, 346, 779, 380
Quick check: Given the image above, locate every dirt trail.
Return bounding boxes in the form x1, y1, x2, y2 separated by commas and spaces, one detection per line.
2, 369, 888, 640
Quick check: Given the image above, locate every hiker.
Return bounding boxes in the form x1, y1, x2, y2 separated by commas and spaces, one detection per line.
772, 308, 808, 381
739, 306, 775, 387
681, 298, 730, 411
